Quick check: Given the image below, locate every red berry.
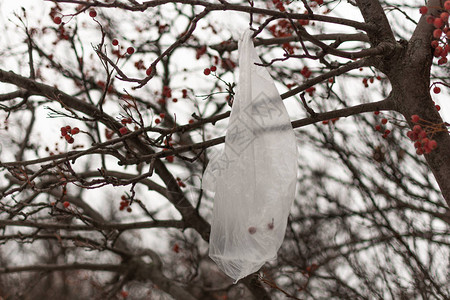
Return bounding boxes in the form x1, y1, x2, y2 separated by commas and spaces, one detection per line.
436, 104, 441, 111
172, 243, 180, 253
406, 131, 413, 139
61, 127, 68, 136
89, 10, 97, 18
416, 148, 424, 155
433, 86, 441, 94
418, 131, 427, 139
434, 46, 443, 57
71, 127, 80, 135
441, 12, 449, 22
159, 113, 165, 118
374, 111, 380, 115
63, 201, 70, 208
375, 125, 381, 131
413, 125, 422, 133
146, 67, 152, 76
438, 57, 448, 65
54, 17, 62, 24
445, 1, 450, 10
411, 115, 420, 123
67, 137, 75, 144
419, 6, 428, 15
112, 39, 119, 46
248, 226, 257, 234
384, 129, 391, 135
166, 155, 174, 162
431, 40, 439, 48
120, 291, 129, 298
434, 18, 444, 29
188, 119, 194, 124
381, 118, 388, 125
433, 29, 443, 39
429, 140, 438, 149
155, 118, 161, 124
172, 98, 178, 103
127, 207, 132, 213
322, 120, 329, 125
119, 127, 128, 135
203, 68, 211, 75
210, 65, 217, 72
127, 47, 135, 55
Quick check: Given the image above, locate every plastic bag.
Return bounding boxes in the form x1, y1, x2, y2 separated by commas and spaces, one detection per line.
202, 29, 298, 282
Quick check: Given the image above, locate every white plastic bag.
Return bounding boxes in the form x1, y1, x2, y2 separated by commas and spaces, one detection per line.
202, 29, 298, 282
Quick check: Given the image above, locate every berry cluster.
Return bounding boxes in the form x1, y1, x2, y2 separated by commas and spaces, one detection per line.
134, 59, 146, 71
61, 125, 80, 144
121, 117, 132, 125
373, 112, 391, 138
155, 113, 166, 124
176, 177, 186, 188
305, 86, 316, 96
420, 2, 450, 64
157, 86, 173, 105
163, 86, 172, 98
269, 19, 300, 38
300, 66, 312, 79
407, 115, 438, 155
182, 89, 188, 99
321, 117, 340, 125
119, 195, 132, 212
162, 137, 175, 162
203, 65, 217, 75
118, 126, 128, 135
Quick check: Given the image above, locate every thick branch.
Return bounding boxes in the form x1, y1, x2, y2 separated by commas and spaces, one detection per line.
0, 219, 185, 231
355, 0, 395, 45
210, 33, 370, 53
0, 263, 124, 274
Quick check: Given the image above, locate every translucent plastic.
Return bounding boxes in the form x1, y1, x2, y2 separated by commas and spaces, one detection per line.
202, 29, 298, 282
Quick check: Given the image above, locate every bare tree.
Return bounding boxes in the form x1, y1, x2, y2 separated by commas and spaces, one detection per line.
0, 0, 449, 299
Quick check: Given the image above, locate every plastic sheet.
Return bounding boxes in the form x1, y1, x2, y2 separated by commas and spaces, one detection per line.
202, 29, 298, 282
